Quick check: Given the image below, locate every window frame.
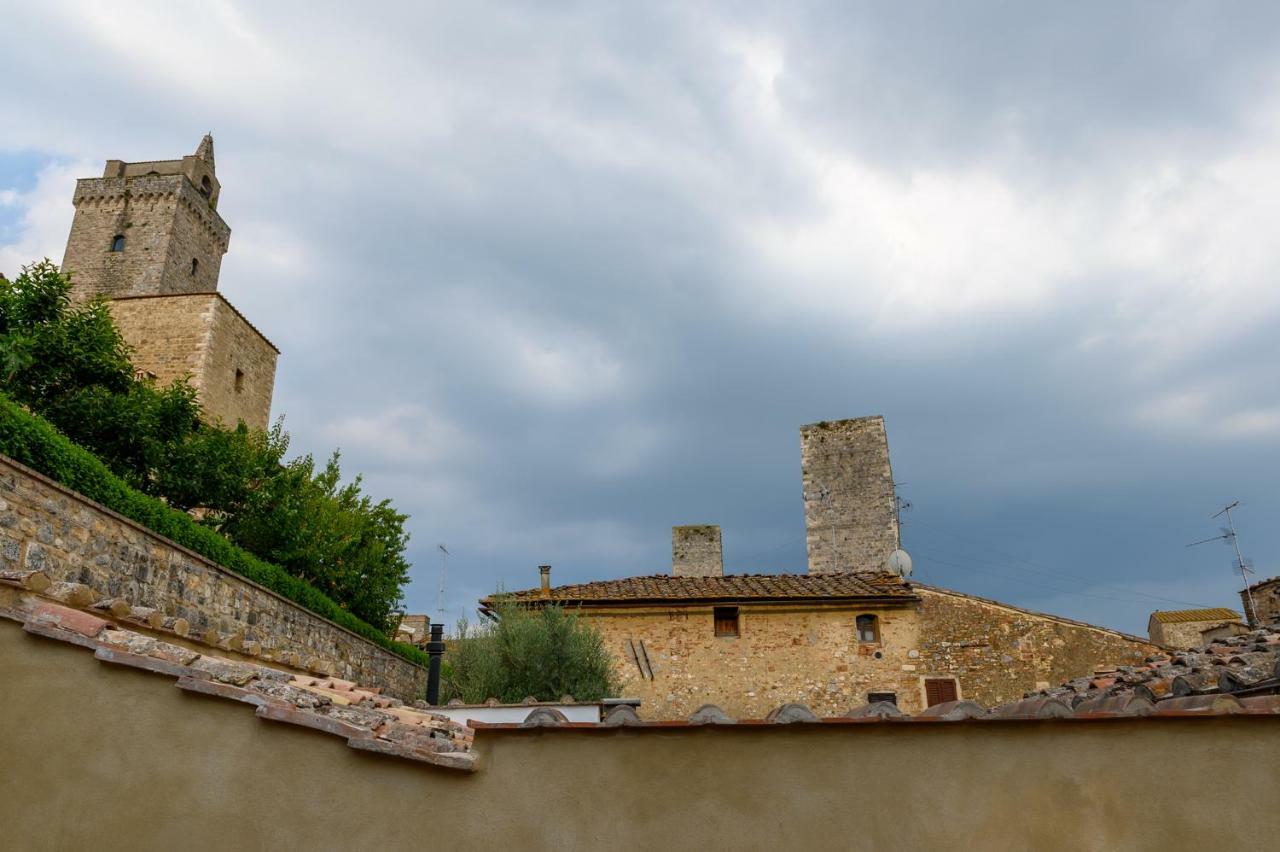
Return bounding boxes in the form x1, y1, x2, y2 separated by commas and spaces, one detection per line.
855, 613, 880, 644
110, 234, 125, 252
713, 606, 739, 638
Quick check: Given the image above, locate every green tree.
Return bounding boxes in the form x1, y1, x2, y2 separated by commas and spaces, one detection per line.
221, 450, 411, 632
442, 599, 619, 703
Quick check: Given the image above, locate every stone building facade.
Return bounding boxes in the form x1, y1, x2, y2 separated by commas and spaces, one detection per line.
491, 568, 1159, 719
1147, 608, 1245, 649
60, 136, 278, 431
487, 414, 1162, 719
800, 417, 899, 574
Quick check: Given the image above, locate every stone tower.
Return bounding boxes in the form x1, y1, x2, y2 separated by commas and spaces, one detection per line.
799, 416, 898, 574
60, 136, 278, 431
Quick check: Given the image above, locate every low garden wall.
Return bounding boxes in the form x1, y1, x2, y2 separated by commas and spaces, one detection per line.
0, 454, 426, 699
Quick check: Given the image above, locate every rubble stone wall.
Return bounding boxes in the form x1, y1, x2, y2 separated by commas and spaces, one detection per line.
0, 455, 425, 699
915, 587, 1160, 707
584, 587, 1160, 719
799, 417, 899, 574
1244, 578, 1280, 627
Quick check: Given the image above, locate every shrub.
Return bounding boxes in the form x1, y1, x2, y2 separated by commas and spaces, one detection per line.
0, 390, 428, 668
442, 598, 618, 703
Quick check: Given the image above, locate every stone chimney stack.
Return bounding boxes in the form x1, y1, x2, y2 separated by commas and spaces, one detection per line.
672, 525, 724, 578
800, 416, 898, 574
538, 565, 552, 598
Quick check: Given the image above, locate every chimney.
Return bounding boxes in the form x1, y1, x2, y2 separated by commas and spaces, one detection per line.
539, 564, 552, 598
672, 525, 723, 577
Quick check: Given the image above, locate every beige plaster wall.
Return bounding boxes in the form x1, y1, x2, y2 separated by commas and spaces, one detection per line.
2, 618, 1277, 852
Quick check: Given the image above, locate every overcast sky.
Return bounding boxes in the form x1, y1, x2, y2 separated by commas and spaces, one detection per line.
3, 2, 1279, 634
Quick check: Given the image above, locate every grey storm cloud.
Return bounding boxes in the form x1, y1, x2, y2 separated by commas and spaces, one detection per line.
2, 2, 1280, 633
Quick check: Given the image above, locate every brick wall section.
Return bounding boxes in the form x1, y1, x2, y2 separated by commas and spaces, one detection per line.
0, 454, 425, 700
581, 586, 1160, 719
62, 174, 228, 300
915, 587, 1159, 707
671, 525, 723, 577
108, 294, 278, 431
800, 417, 899, 574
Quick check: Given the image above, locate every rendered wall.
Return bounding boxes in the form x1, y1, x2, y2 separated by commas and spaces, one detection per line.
800, 417, 899, 574
0, 454, 424, 699
583, 592, 1159, 719
2, 620, 1276, 852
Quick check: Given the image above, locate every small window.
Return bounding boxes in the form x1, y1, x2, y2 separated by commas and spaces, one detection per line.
110, 235, 125, 252
200, 175, 212, 196
234, 368, 245, 394
191, 257, 199, 276
713, 606, 739, 637
867, 691, 897, 706
856, 614, 880, 643
924, 678, 959, 708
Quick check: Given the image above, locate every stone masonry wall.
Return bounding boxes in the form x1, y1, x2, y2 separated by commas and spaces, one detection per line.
1243, 578, 1280, 627
915, 587, 1160, 707
1148, 619, 1226, 650
62, 174, 228, 301
0, 455, 425, 700
201, 297, 277, 431
800, 417, 899, 574
587, 602, 921, 719
582, 586, 1160, 719
108, 294, 277, 431
671, 525, 723, 577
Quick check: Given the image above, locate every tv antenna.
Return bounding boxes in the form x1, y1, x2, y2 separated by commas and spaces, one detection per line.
436, 544, 450, 620
804, 484, 841, 571
1186, 501, 1257, 624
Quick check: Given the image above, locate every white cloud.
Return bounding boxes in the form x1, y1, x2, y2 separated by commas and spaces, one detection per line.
0, 160, 87, 276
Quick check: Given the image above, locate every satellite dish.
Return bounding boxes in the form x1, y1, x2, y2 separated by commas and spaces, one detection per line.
885, 549, 913, 578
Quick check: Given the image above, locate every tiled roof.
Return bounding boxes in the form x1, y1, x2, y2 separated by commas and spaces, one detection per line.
0, 571, 475, 772
1150, 608, 1242, 624
486, 572, 916, 606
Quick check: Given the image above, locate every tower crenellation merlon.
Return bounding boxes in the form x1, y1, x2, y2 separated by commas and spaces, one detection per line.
62, 135, 229, 301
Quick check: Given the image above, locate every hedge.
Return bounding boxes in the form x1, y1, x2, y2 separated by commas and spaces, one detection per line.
0, 391, 429, 668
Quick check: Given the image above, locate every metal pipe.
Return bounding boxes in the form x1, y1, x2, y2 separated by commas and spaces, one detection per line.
426, 622, 445, 705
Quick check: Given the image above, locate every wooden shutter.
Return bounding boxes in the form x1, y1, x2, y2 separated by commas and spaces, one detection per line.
714, 607, 739, 637
924, 678, 958, 707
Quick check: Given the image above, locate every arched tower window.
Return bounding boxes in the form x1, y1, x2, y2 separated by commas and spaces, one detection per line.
191, 258, 199, 276
200, 175, 212, 196
856, 614, 880, 643
110, 235, 125, 252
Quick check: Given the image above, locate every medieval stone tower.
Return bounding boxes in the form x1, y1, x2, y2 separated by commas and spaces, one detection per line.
60, 136, 278, 431
800, 416, 899, 574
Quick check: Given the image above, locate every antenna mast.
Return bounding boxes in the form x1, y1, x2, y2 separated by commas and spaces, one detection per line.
1186, 501, 1258, 624
436, 544, 449, 621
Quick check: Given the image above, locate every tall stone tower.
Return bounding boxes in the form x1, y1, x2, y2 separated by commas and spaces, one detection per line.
60, 136, 278, 431
800, 416, 898, 574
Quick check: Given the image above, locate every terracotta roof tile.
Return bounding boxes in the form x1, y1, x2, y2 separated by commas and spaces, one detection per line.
487, 571, 914, 606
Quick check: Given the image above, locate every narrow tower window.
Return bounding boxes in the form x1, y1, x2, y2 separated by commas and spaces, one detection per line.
110, 235, 125, 252
191, 258, 199, 276
856, 614, 880, 643
234, 368, 245, 394
200, 175, 212, 196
